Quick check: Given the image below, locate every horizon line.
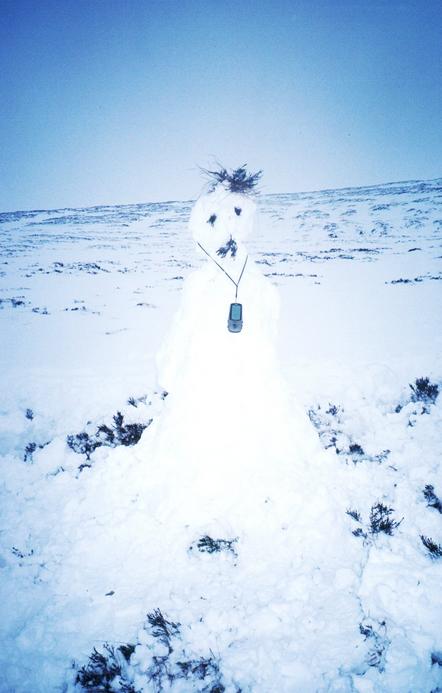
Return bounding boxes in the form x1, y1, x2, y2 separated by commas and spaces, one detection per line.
1, 175, 441, 217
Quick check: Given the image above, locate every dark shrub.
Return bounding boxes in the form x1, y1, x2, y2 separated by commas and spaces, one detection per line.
190, 535, 238, 556
410, 377, 439, 405
423, 485, 442, 514
369, 503, 402, 536
420, 535, 442, 559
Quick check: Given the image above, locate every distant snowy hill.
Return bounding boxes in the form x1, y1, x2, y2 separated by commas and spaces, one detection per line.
0, 177, 442, 692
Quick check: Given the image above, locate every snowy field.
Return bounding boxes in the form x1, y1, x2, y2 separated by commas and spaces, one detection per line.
1, 177, 442, 692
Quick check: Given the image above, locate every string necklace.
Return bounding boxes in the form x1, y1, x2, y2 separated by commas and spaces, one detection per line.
197, 242, 248, 332
197, 242, 248, 300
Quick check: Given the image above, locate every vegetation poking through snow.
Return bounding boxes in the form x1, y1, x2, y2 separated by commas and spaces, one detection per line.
423, 485, 442, 514
346, 508, 368, 539
359, 620, 390, 672
75, 643, 136, 692
396, 376, 440, 413
140, 609, 226, 692
308, 402, 346, 450
420, 535, 442, 559
24, 442, 37, 462
76, 609, 229, 692
66, 432, 98, 461
410, 377, 439, 405
369, 503, 402, 536
146, 608, 180, 651
387, 274, 442, 285
119, 644, 136, 662
347, 503, 402, 540
67, 412, 152, 465
23, 440, 49, 463
127, 394, 148, 408
308, 403, 389, 464
0, 296, 27, 308
104, 412, 149, 447
175, 658, 225, 687
351, 527, 368, 539
201, 164, 262, 194
431, 651, 442, 666
189, 535, 238, 556
11, 546, 34, 559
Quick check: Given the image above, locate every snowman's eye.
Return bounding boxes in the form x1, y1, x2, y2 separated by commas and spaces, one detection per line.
207, 214, 217, 226
234, 207, 242, 216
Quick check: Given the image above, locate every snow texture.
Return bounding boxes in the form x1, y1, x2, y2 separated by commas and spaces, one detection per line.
0, 177, 442, 692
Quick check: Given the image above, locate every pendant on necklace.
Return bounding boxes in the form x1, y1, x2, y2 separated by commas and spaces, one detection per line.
228, 302, 243, 333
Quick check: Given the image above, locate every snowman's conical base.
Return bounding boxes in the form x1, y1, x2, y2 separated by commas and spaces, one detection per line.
139, 261, 323, 532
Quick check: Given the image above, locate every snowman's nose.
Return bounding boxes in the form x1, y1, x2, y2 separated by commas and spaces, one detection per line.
217, 236, 237, 259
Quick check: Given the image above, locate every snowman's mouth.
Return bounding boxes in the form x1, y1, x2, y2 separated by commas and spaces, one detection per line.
217, 236, 237, 259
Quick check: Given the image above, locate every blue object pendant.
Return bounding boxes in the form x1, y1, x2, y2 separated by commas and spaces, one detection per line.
228, 302, 243, 333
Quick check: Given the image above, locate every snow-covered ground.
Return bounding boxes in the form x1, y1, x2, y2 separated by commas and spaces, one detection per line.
1, 177, 442, 692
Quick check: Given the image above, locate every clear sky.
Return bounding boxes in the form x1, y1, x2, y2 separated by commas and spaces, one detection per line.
0, 0, 441, 212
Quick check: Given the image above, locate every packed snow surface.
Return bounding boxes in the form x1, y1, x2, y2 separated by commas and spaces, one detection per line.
1, 177, 442, 692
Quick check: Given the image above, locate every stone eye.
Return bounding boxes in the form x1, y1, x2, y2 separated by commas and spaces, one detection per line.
207, 214, 217, 226
234, 207, 242, 216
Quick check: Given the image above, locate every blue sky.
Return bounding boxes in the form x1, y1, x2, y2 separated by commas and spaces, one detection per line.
0, 0, 441, 211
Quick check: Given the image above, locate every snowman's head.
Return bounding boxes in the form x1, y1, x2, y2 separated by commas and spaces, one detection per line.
189, 168, 260, 264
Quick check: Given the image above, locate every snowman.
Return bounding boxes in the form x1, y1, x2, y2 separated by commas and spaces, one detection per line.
129, 172, 366, 689
143, 166, 321, 531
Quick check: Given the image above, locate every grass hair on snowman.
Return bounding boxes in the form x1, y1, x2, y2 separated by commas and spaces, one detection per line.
200, 163, 263, 195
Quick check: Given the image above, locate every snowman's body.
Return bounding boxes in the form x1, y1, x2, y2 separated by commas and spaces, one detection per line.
148, 184, 320, 527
